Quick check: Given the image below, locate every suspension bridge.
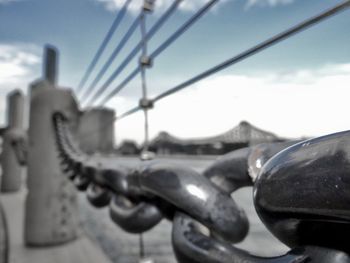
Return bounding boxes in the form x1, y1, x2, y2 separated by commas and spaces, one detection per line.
0, 1, 350, 263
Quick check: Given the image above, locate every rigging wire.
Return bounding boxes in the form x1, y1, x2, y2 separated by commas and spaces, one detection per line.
80, 14, 142, 103
78, 0, 350, 139
77, 0, 132, 93
116, 0, 350, 121
84, 0, 182, 106
150, 0, 218, 59
97, 0, 219, 106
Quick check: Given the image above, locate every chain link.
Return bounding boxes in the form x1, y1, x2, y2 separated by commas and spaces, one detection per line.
52, 113, 350, 263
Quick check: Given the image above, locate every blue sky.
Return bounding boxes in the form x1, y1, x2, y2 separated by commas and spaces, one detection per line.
1, 0, 350, 143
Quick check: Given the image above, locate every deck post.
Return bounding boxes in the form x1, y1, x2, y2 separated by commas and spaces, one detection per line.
44, 45, 58, 86
24, 46, 80, 246
0, 90, 25, 192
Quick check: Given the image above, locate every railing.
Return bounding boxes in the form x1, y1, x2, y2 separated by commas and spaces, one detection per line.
1, 1, 350, 262
74, 0, 350, 154
52, 111, 350, 263
62, 1, 350, 261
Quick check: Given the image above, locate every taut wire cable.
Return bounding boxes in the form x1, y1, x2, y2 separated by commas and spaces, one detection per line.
77, 0, 132, 93
84, 0, 183, 106
80, 14, 142, 103
116, 0, 350, 121
97, 0, 219, 106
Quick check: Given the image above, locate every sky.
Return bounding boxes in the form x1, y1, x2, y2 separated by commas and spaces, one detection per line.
0, 0, 350, 144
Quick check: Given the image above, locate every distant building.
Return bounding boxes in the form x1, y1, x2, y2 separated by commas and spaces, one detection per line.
148, 121, 285, 155
118, 140, 140, 155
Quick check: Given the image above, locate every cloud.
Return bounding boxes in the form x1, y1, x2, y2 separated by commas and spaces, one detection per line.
0, 43, 40, 126
246, 0, 295, 8
97, 0, 228, 14
106, 63, 350, 144
0, 0, 19, 5
97, 0, 295, 14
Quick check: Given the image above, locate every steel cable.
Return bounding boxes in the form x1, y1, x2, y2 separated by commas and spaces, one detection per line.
85, 0, 182, 106
80, 14, 142, 103
98, 0, 219, 106
150, 0, 218, 59
77, 0, 132, 93
117, 0, 350, 120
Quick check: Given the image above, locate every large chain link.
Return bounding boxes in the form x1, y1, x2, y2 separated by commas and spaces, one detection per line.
52, 112, 350, 263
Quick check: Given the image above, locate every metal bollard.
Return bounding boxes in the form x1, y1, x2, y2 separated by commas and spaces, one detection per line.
24, 46, 80, 246
78, 108, 115, 155
1, 90, 25, 192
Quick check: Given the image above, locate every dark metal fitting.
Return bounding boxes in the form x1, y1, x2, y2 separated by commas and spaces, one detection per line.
109, 195, 163, 233
139, 55, 153, 68
87, 184, 112, 208
139, 98, 154, 109
255, 130, 350, 251
74, 175, 90, 192
143, 0, 155, 12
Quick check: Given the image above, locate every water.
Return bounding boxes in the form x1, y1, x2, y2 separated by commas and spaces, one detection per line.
78, 156, 289, 263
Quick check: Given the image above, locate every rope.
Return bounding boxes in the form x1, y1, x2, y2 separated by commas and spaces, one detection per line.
77, 0, 132, 93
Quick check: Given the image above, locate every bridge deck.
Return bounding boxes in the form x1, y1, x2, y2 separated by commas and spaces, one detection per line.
1, 190, 111, 263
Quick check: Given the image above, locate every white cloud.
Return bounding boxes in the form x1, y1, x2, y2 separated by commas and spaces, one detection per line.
0, 43, 40, 126
0, 45, 39, 84
97, 0, 229, 14
97, 0, 295, 14
106, 63, 350, 144
0, 0, 18, 4
246, 0, 295, 8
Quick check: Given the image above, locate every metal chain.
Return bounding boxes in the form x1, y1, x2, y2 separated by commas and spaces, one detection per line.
52, 113, 350, 263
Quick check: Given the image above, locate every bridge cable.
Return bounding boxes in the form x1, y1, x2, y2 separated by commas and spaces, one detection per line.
84, 0, 182, 106
77, 0, 132, 94
116, 0, 350, 120
80, 14, 142, 103
97, 0, 219, 106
